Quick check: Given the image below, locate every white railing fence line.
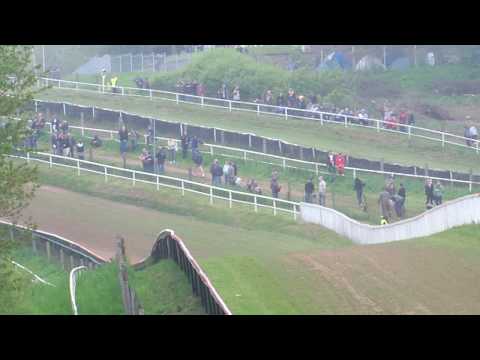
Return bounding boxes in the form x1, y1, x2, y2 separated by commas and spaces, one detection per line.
37, 77, 480, 156
9, 151, 300, 220
10, 260, 56, 287
42, 122, 480, 190
69, 265, 87, 315
300, 193, 480, 245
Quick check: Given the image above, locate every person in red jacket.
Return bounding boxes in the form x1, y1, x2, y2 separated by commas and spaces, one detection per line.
335, 153, 346, 176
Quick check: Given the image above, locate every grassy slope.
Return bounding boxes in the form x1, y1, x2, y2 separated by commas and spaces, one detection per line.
36, 88, 480, 173
130, 260, 205, 315
20, 161, 480, 314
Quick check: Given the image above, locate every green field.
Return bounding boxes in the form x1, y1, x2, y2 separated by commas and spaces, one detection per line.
16, 160, 480, 314
36, 88, 480, 174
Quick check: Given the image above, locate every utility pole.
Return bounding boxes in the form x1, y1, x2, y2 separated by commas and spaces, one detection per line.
42, 45, 46, 73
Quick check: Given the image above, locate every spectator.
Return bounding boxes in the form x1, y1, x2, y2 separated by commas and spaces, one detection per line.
146, 125, 154, 147
110, 76, 118, 94
129, 129, 139, 151
408, 112, 415, 127
464, 125, 472, 147
385, 175, 396, 196
264, 90, 273, 105
51, 132, 59, 155
119, 125, 129, 155
91, 135, 103, 148
327, 151, 336, 175
139, 148, 154, 173
69, 135, 76, 157
276, 93, 286, 107
397, 183, 406, 217
247, 179, 262, 195
232, 86, 240, 101
220, 83, 228, 100
156, 147, 167, 174
298, 96, 307, 110
354, 177, 366, 207
227, 161, 235, 185
232, 161, 238, 178
210, 159, 223, 186
52, 117, 60, 133
144, 78, 150, 90
399, 110, 408, 132
270, 176, 281, 199
318, 176, 327, 206
425, 178, 434, 208
304, 178, 315, 203
335, 153, 346, 176
192, 149, 205, 177
223, 161, 231, 185
181, 134, 189, 159
167, 138, 177, 164
287, 89, 296, 108
191, 136, 199, 154
60, 120, 69, 134
61, 133, 70, 157
433, 181, 444, 205
378, 190, 393, 221
76, 140, 85, 160
469, 124, 478, 146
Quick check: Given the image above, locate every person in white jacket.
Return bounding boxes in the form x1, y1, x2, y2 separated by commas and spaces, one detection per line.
318, 176, 327, 206
167, 138, 178, 164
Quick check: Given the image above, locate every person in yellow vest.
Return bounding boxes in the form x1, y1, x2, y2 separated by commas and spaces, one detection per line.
110, 76, 118, 94
380, 216, 389, 225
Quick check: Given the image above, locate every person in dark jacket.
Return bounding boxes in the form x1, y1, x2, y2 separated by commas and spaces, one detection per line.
210, 159, 223, 186
119, 125, 129, 153
425, 179, 434, 208
270, 175, 281, 199
191, 136, 199, 154
181, 134, 189, 159
304, 178, 315, 203
156, 147, 167, 174
354, 177, 366, 207
91, 135, 102, 148
140, 148, 154, 173
192, 149, 205, 177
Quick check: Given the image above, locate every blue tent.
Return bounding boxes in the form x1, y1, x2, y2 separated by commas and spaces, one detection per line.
317, 52, 352, 71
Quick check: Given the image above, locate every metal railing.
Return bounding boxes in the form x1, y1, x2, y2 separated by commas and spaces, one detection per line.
69, 266, 87, 315
134, 229, 232, 315
37, 77, 480, 155
9, 151, 300, 219
46, 122, 480, 192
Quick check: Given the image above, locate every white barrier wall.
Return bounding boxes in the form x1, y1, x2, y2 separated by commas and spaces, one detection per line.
300, 194, 480, 245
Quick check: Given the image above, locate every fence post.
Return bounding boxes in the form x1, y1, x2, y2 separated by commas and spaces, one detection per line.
150, 89, 153, 100
293, 204, 297, 221
248, 134, 252, 148
353, 168, 356, 179
80, 112, 85, 136
213, 128, 217, 143
176, 94, 179, 104
344, 116, 348, 128
283, 158, 286, 169
92, 107, 95, 120
63, 103, 66, 116
34, 100, 38, 113
209, 187, 213, 205
181, 180, 185, 196
469, 169, 473, 193
257, 104, 260, 116
104, 167, 108, 183
229, 101, 232, 112
209, 145, 214, 156
254, 196, 258, 212
450, 171, 453, 186
27, 152, 30, 164
46, 241, 51, 260
377, 119, 380, 132
132, 171, 136, 186
244, 151, 247, 161
49, 154, 52, 168
121, 87, 125, 96
32, 234, 37, 254
315, 163, 319, 176
380, 158, 384, 173
201, 97, 204, 107
320, 113, 324, 125
273, 200, 277, 216
441, 133, 445, 148
157, 175, 160, 191
285, 108, 288, 120
77, 159, 80, 176
229, 191, 232, 209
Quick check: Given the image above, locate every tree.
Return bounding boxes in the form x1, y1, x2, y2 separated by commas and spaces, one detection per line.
0, 45, 43, 313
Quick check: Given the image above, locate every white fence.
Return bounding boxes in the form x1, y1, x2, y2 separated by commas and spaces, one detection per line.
300, 193, 480, 245
69, 265, 87, 315
9, 151, 300, 219
110, 52, 194, 73
47, 122, 480, 191
37, 77, 480, 156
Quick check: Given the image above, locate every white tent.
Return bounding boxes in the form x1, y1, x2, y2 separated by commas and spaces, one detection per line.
355, 55, 386, 71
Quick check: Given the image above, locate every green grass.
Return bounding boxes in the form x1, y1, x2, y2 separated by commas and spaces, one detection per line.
75, 262, 125, 315
129, 260, 205, 315
36, 88, 480, 174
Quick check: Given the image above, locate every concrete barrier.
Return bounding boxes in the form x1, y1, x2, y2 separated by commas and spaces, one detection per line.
300, 193, 480, 245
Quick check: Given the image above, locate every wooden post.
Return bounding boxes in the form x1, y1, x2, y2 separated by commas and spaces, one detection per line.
60, 248, 65, 269
46, 241, 51, 260
262, 139, 267, 153
469, 169, 473, 193
70, 255, 75, 269
32, 235, 37, 254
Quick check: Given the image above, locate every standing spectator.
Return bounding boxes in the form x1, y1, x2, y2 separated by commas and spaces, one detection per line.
51, 132, 59, 155
119, 125, 129, 154
181, 134, 189, 159
385, 175, 396, 196
399, 110, 408, 132
276, 93, 286, 107
247, 179, 262, 195
232, 86, 240, 101
298, 96, 307, 110
156, 147, 167, 174
52, 117, 60, 133
318, 176, 327, 206
220, 83, 228, 100
192, 149, 205, 177
129, 129, 139, 151
270, 176, 281, 199
433, 181, 444, 205
397, 183, 406, 217
264, 90, 273, 105
91, 135, 102, 148
232, 161, 238, 177
144, 78, 150, 90
327, 151, 336, 175
287, 89, 296, 108
469, 124, 478, 146
146, 125, 154, 147
76, 140, 85, 160
335, 153, 346, 176
304, 178, 315, 203
378, 189, 393, 221
425, 179, 434, 208
354, 177, 366, 207
227, 161, 235, 185
191, 135, 199, 154
408, 112, 415, 127
223, 161, 231, 185
167, 138, 177, 164
464, 125, 472, 147
110, 76, 118, 94
69, 134, 76, 157
61, 133, 71, 157
60, 120, 69, 134
210, 159, 223, 186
